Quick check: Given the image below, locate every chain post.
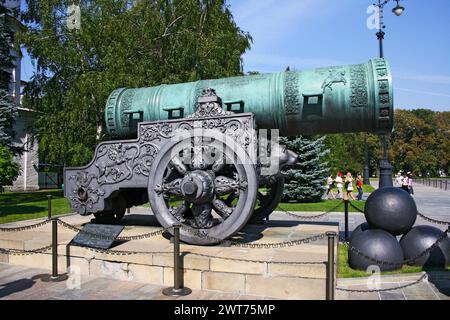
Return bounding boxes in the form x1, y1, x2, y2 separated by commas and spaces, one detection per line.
47, 195, 52, 220
42, 217, 68, 282
162, 223, 191, 296
344, 200, 349, 240
326, 231, 336, 300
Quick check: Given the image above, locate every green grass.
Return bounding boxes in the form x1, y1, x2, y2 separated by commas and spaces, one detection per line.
338, 242, 449, 278
0, 189, 71, 224
278, 199, 364, 213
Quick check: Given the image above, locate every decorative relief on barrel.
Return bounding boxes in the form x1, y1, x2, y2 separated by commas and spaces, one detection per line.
321, 69, 347, 93
373, 59, 391, 131
284, 72, 301, 114
120, 90, 135, 127
105, 89, 123, 137
349, 64, 368, 108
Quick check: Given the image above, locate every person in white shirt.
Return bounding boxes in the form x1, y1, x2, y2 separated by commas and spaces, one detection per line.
335, 173, 343, 200
395, 172, 404, 187
326, 176, 335, 199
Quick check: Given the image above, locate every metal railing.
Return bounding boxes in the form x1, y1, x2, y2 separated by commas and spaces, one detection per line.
416, 178, 449, 191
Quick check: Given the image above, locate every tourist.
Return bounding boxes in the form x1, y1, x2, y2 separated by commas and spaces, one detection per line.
395, 172, 403, 187
407, 172, 414, 195
344, 172, 357, 201
401, 173, 409, 192
326, 175, 335, 199
356, 175, 363, 200
335, 172, 343, 200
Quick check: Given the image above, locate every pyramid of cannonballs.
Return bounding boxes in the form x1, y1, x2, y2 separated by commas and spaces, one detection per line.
348, 187, 450, 271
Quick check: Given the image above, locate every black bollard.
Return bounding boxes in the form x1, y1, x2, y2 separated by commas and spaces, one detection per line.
162, 224, 192, 296
42, 217, 69, 282
344, 200, 349, 240
326, 231, 336, 300
47, 195, 52, 220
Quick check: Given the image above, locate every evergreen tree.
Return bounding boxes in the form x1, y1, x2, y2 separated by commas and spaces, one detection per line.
0, 4, 20, 191
280, 136, 329, 202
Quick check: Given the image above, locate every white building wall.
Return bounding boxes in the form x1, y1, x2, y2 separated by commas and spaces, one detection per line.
5, 108, 39, 191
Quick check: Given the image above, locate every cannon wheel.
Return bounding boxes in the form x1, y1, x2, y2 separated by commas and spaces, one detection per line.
93, 194, 126, 224
249, 177, 285, 224
148, 130, 257, 245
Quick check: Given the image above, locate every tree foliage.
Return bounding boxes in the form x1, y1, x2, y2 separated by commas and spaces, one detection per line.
323, 109, 450, 177
19, 0, 252, 166
0, 145, 20, 192
390, 109, 450, 175
281, 136, 329, 202
0, 4, 20, 191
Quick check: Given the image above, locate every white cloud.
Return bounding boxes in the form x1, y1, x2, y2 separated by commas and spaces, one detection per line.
397, 87, 450, 98
396, 73, 450, 85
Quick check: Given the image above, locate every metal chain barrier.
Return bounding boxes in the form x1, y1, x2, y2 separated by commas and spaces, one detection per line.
180, 225, 327, 248
336, 273, 428, 293
187, 251, 325, 265
0, 219, 52, 232
0, 245, 53, 256
348, 201, 365, 213
417, 211, 450, 226
83, 247, 172, 256
276, 201, 345, 220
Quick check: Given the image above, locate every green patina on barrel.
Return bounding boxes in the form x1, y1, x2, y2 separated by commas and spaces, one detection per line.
105, 58, 393, 138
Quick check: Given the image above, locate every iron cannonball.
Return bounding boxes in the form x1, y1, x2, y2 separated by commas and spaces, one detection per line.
348, 229, 404, 271
400, 225, 450, 268
364, 187, 417, 236
349, 222, 370, 242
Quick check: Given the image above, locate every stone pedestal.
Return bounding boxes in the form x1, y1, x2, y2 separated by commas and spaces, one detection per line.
0, 210, 339, 300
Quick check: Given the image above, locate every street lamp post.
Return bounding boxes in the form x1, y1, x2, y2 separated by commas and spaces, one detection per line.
373, 0, 404, 188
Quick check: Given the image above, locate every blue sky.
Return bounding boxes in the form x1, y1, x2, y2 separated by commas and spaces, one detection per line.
20, 0, 450, 111
227, 0, 450, 111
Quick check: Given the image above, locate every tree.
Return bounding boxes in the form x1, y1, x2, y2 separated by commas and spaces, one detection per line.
0, 4, 20, 191
281, 136, 329, 202
390, 109, 450, 175
0, 5, 17, 150
0, 145, 20, 192
18, 0, 252, 166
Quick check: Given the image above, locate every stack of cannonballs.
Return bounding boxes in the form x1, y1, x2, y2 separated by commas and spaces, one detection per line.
348, 187, 450, 271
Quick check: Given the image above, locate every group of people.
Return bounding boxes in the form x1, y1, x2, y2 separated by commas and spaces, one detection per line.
395, 171, 414, 195
326, 172, 363, 201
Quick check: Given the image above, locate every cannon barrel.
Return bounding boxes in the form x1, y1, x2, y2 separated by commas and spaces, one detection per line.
105, 58, 393, 138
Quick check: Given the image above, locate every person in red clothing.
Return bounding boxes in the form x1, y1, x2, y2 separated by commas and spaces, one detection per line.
356, 175, 363, 200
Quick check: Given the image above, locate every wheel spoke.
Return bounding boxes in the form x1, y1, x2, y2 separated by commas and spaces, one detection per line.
169, 201, 189, 222
154, 178, 182, 196
211, 154, 225, 173
191, 203, 214, 228
214, 176, 247, 195
169, 157, 187, 175
212, 197, 234, 219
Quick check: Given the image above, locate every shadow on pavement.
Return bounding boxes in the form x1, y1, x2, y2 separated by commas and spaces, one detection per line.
0, 274, 47, 298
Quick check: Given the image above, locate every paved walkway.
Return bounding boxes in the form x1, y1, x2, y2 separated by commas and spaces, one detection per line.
336, 272, 450, 300
0, 263, 269, 300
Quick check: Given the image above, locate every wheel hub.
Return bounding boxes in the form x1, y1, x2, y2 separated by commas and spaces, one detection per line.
181, 170, 215, 204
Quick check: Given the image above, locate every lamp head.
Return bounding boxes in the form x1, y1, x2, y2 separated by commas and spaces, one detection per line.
392, 0, 405, 16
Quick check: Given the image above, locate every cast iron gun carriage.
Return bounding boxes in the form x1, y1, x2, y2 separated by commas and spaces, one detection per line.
64, 59, 393, 244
